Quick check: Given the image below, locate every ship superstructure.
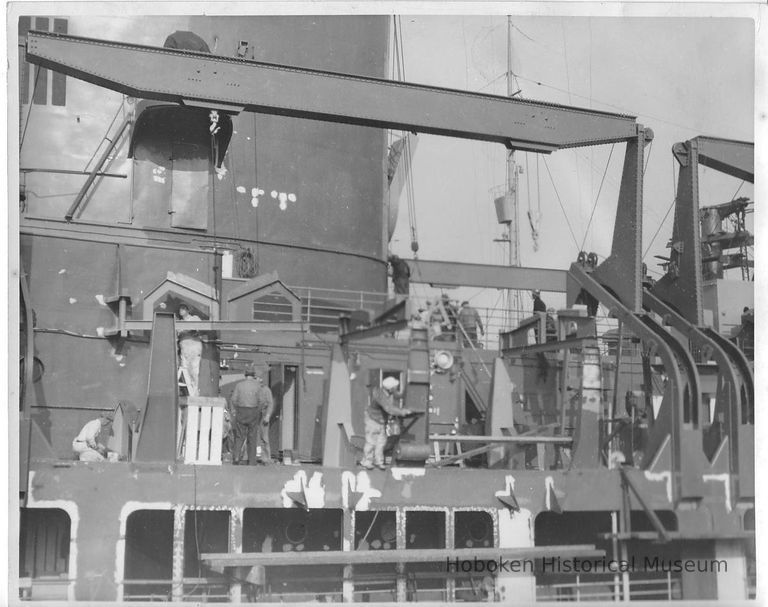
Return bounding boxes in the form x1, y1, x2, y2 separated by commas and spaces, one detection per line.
15, 16, 754, 603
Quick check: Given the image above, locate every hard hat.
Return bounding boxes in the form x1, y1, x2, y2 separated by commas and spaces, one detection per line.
382, 377, 400, 390
532, 289, 541, 296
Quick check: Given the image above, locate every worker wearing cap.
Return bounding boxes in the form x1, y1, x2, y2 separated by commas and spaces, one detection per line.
72, 412, 114, 461
360, 377, 415, 470
231, 367, 275, 465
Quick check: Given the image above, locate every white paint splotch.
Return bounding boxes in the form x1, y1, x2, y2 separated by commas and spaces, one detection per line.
280, 470, 325, 509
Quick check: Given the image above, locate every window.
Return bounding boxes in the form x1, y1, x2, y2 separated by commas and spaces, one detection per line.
19, 507, 71, 601
124, 510, 174, 601
243, 508, 343, 602
405, 511, 446, 601
353, 511, 397, 602
183, 510, 230, 602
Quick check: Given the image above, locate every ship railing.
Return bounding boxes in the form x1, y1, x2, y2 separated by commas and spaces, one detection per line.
18, 575, 72, 601
536, 574, 682, 601
256, 287, 623, 347
121, 579, 172, 601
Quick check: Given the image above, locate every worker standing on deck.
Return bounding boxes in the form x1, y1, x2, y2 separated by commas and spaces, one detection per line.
177, 303, 203, 396
72, 412, 114, 461
360, 377, 415, 470
457, 301, 484, 346
231, 367, 274, 465
531, 290, 547, 343
388, 254, 411, 296
440, 294, 458, 337
428, 300, 444, 338
531, 290, 546, 314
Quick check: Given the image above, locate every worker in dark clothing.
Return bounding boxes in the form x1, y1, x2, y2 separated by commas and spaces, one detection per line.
531, 290, 546, 343
231, 367, 274, 465
360, 377, 416, 470
740, 306, 754, 356
575, 289, 599, 317
457, 301, 484, 346
388, 255, 411, 295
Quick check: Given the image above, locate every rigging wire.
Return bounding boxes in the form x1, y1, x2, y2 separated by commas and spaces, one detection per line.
643, 159, 678, 260
513, 73, 713, 135
731, 180, 746, 200
19, 67, 42, 151
393, 16, 419, 255
643, 139, 654, 176
542, 157, 580, 252
579, 143, 615, 252
643, 198, 676, 261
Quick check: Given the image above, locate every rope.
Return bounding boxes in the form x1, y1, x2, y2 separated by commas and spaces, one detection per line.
394, 16, 419, 255
642, 157, 678, 261
542, 157, 580, 252
580, 143, 615, 251
19, 67, 42, 150
643, 139, 653, 176
731, 180, 745, 200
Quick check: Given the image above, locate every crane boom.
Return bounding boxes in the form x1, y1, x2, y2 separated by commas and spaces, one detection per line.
25, 30, 641, 153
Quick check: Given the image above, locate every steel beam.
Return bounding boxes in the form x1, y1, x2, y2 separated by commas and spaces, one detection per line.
202, 545, 603, 568
590, 129, 650, 312
123, 320, 305, 332
654, 137, 753, 325
26, 31, 641, 152
407, 259, 568, 291
134, 313, 178, 463
654, 138, 704, 324
694, 136, 754, 183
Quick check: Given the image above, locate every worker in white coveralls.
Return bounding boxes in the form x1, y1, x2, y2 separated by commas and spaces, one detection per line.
72, 412, 114, 461
177, 303, 203, 396
360, 377, 416, 470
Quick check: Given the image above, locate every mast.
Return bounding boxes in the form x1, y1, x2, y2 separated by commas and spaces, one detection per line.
505, 16, 522, 325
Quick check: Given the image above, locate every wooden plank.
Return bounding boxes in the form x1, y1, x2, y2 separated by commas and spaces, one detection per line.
202, 544, 604, 568
199, 406, 212, 462
208, 408, 224, 464
185, 405, 200, 464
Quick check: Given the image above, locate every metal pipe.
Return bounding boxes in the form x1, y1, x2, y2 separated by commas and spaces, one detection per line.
20, 273, 35, 418
21, 167, 127, 178
65, 116, 131, 221
610, 319, 624, 466
430, 434, 571, 444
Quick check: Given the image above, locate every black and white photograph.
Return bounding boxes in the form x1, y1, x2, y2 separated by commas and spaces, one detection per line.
7, 3, 764, 604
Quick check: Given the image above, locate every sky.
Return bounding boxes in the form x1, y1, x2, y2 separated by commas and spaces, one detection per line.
386, 14, 756, 314
10, 5, 761, 323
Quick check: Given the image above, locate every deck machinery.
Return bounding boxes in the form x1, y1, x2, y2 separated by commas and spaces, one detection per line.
17, 25, 754, 603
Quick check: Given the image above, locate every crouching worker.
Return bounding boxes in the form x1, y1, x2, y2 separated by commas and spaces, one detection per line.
72, 412, 114, 461
360, 377, 416, 470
